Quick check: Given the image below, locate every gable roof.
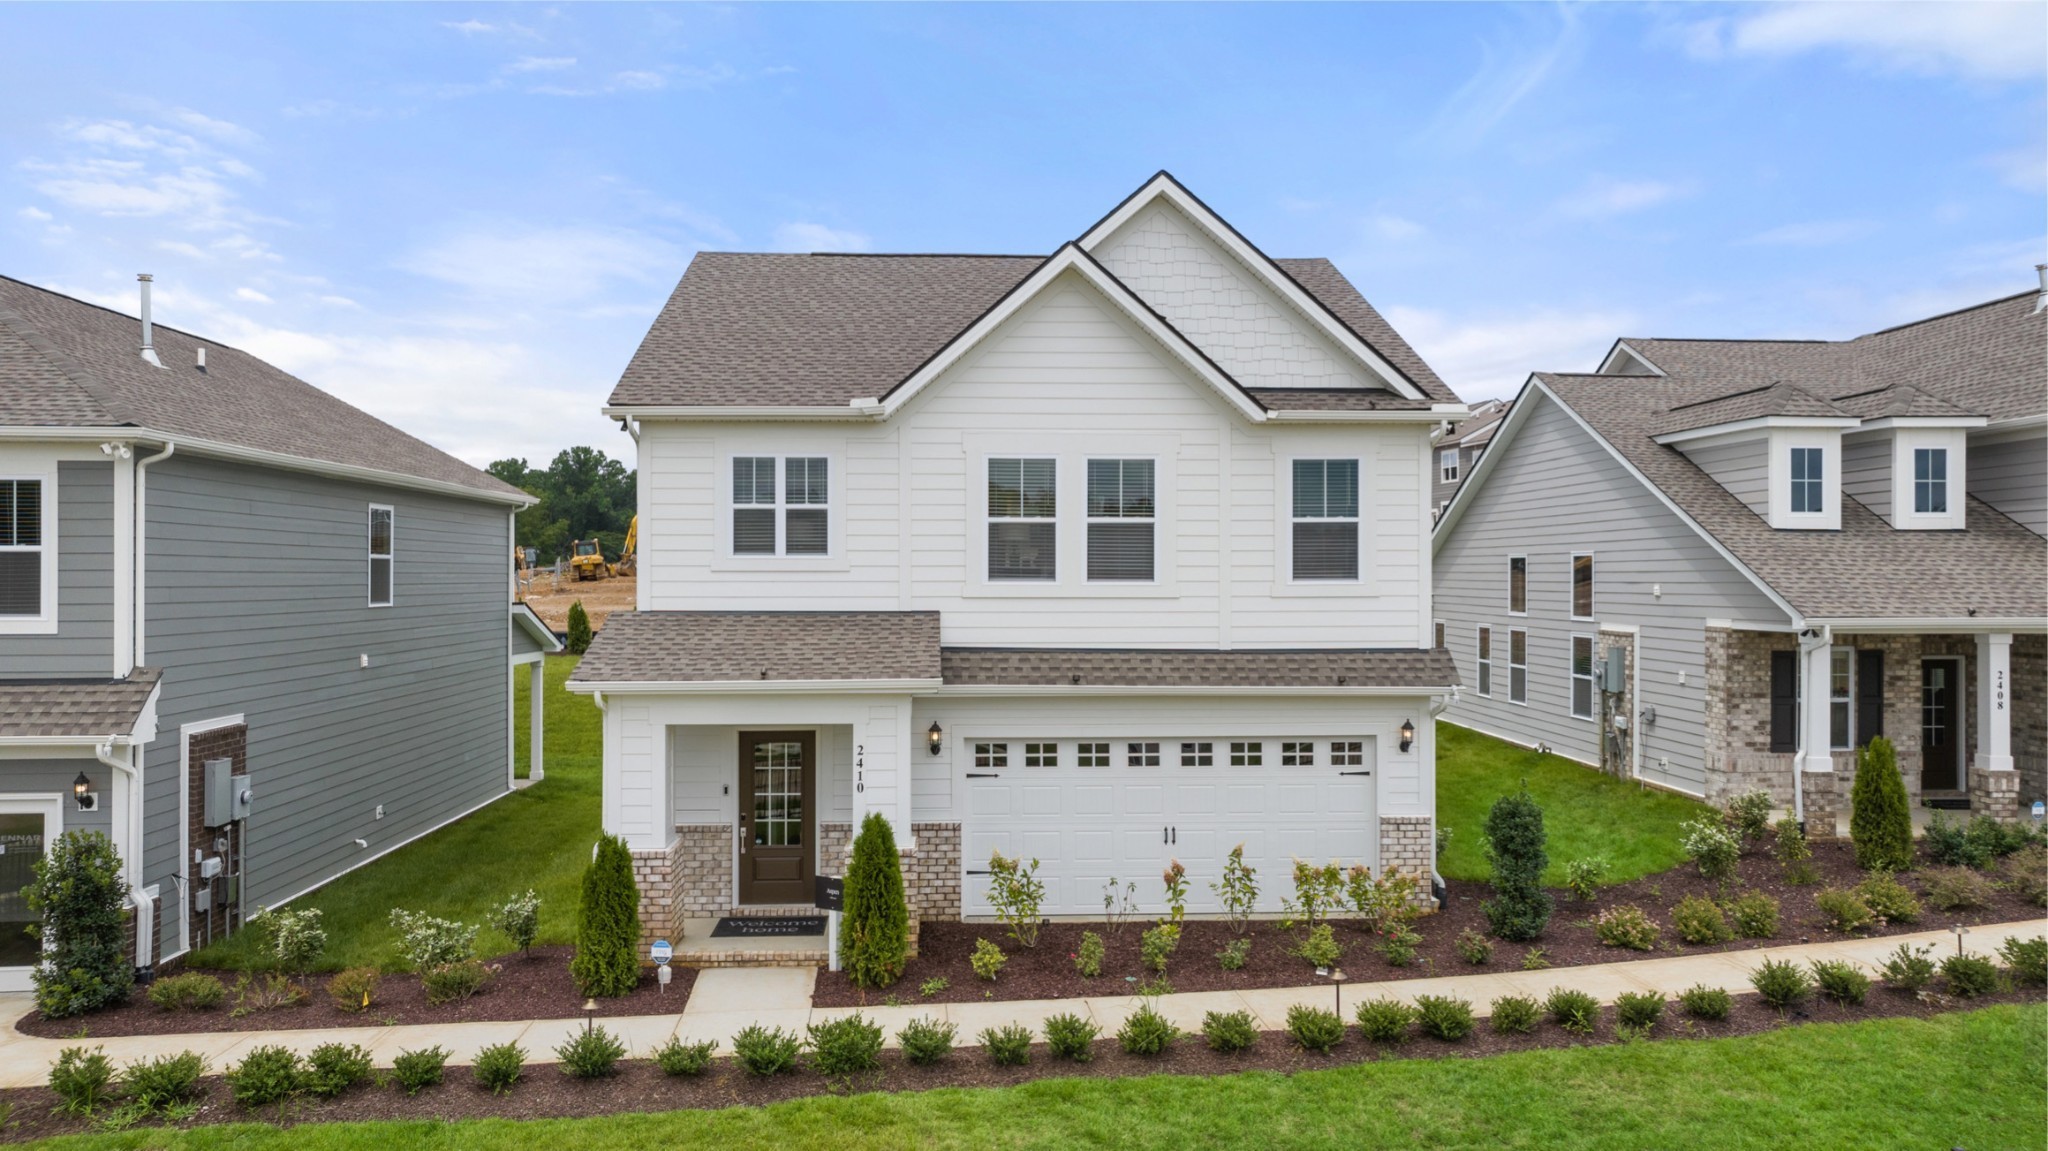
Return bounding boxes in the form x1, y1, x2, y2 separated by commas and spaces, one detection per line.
569, 610, 944, 688
0, 668, 161, 740
0, 276, 528, 503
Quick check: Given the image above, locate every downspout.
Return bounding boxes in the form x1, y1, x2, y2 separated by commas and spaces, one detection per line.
133, 441, 175, 668
1791, 623, 1831, 827
94, 739, 148, 965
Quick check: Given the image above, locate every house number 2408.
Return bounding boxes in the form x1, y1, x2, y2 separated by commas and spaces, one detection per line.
856, 745, 864, 793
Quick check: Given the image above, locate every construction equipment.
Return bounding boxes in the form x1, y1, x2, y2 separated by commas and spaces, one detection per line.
513, 546, 542, 600
614, 516, 638, 577
569, 538, 610, 581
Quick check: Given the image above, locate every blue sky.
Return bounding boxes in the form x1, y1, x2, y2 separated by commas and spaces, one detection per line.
1, 2, 2041, 465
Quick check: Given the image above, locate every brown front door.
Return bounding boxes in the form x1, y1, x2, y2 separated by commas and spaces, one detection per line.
1921, 659, 1960, 791
737, 731, 815, 905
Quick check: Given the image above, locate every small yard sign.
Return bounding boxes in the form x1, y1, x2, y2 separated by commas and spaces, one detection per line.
815, 875, 844, 912
651, 939, 672, 965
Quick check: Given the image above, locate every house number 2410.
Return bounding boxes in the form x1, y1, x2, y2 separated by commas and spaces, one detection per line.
856, 745, 864, 793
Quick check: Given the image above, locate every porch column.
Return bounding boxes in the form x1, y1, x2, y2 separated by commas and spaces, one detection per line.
1971, 633, 2018, 820
1797, 633, 1834, 778
853, 702, 916, 852
528, 659, 545, 782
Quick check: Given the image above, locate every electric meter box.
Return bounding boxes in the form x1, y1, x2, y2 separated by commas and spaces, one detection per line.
203, 760, 252, 826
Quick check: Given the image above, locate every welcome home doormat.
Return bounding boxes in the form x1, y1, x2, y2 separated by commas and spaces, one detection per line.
709, 916, 826, 938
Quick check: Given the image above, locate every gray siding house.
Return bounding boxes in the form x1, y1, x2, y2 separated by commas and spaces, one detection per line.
1434, 284, 2047, 830
1430, 398, 1506, 520
0, 274, 556, 990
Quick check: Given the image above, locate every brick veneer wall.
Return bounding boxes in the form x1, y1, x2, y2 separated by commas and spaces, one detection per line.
185, 724, 247, 950
817, 820, 963, 921
1378, 815, 1435, 906
2015, 634, 2047, 808
1597, 632, 1635, 778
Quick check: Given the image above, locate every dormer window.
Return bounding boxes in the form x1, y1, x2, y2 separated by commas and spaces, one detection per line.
1789, 447, 1824, 514
1913, 448, 1947, 514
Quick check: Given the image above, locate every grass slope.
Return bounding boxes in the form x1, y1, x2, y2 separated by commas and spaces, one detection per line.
1435, 720, 1712, 886
24, 1006, 2045, 1150
188, 655, 600, 971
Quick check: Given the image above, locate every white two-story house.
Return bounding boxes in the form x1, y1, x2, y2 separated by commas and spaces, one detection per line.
569, 173, 1466, 941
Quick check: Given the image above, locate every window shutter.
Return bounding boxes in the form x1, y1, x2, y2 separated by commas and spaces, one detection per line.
1768, 650, 1797, 753
1856, 649, 1884, 747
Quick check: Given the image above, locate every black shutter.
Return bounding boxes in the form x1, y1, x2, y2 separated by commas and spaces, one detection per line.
1856, 649, 1884, 747
1768, 650, 1798, 753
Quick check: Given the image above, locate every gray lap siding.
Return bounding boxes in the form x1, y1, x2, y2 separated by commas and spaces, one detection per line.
0, 460, 113, 677
138, 455, 509, 952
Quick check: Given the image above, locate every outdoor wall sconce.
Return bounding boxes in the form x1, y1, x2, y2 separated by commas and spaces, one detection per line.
1399, 720, 1415, 753
73, 771, 97, 810
927, 721, 944, 755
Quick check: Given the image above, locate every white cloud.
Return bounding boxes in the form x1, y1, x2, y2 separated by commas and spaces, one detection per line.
509, 56, 576, 73
1686, 2, 2045, 81
154, 239, 208, 259
1369, 214, 1425, 241
167, 108, 259, 146
1741, 219, 1878, 247
611, 70, 669, 91
1428, 6, 1584, 148
1985, 145, 2048, 193
397, 224, 679, 300
772, 221, 871, 253
1557, 177, 1687, 219
438, 18, 540, 40
319, 294, 363, 310
17, 206, 52, 222
234, 287, 273, 304
1385, 304, 1636, 400
441, 19, 496, 35
26, 157, 238, 220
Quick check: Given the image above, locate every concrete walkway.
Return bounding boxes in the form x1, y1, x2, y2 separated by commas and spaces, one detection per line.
0, 918, 2038, 1089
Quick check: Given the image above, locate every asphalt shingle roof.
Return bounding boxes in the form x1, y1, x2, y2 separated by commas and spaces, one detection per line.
0, 668, 161, 739
941, 647, 1458, 689
570, 611, 945, 684
0, 276, 525, 500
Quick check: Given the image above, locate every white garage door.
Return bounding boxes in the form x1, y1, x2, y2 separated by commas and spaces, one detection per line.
962, 738, 1377, 918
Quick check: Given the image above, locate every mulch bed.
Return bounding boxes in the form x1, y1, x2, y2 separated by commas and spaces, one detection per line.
2, 987, 2038, 1143
15, 948, 698, 1039
817, 840, 2045, 1007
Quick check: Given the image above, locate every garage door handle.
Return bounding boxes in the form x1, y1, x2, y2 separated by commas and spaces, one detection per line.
1339, 770, 1372, 776
1162, 826, 1168, 844
1171, 827, 1177, 845
965, 772, 1000, 779
966, 869, 991, 876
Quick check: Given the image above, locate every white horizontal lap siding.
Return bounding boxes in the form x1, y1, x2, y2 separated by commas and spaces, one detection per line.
1434, 394, 1789, 794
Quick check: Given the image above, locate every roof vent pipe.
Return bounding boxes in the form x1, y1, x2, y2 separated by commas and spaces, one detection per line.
137, 274, 164, 368
196, 347, 206, 372
2034, 264, 2047, 315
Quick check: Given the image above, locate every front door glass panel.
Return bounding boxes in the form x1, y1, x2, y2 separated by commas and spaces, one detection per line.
752, 741, 804, 848
0, 812, 46, 967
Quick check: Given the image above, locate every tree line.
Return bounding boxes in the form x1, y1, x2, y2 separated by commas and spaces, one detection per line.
487, 446, 636, 563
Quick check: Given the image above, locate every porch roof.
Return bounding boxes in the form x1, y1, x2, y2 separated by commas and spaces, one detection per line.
940, 647, 1459, 690
0, 668, 162, 739
569, 611, 943, 687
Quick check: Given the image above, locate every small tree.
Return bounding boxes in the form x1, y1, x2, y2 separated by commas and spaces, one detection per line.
26, 831, 134, 1018
1850, 736, 1913, 872
565, 601, 593, 655
570, 834, 640, 997
841, 813, 909, 989
489, 890, 542, 957
257, 907, 326, 982
1482, 785, 1553, 942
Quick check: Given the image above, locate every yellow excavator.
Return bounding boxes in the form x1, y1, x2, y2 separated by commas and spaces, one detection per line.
568, 516, 639, 581
614, 516, 638, 577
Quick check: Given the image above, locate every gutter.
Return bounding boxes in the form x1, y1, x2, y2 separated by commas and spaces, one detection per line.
1791, 625, 1832, 827
565, 677, 944, 696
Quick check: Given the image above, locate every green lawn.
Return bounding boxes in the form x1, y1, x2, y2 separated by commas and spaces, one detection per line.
1435, 720, 1713, 887
187, 654, 601, 971
23, 1006, 2045, 1150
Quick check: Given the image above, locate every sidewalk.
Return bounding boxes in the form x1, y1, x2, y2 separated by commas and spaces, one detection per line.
0, 918, 2038, 1089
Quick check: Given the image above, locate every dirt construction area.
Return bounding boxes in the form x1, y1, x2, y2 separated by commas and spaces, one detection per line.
522, 572, 635, 632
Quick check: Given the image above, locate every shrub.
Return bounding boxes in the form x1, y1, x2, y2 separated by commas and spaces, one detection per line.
731, 1025, 802, 1076
328, 966, 380, 1013
1347, 864, 1418, 935
488, 889, 542, 956
1216, 936, 1252, 971
1489, 994, 1540, 1034
1354, 997, 1416, 1043
1377, 925, 1422, 968
1929, 813, 2036, 869
1815, 888, 1875, 933
842, 813, 909, 989
1997, 936, 2047, 986
1117, 1003, 1180, 1055
228, 972, 307, 1018
970, 938, 1007, 981
986, 851, 1046, 949
1202, 1009, 1259, 1053
1416, 995, 1475, 1041
570, 833, 640, 998
654, 1037, 718, 1076
896, 1017, 957, 1066
473, 1042, 525, 1095
1849, 736, 1912, 871
1725, 788, 1775, 846
1592, 904, 1660, 951
1923, 866, 1995, 911
1284, 859, 1346, 928
1811, 960, 1870, 1005
1879, 942, 1938, 992
1286, 1004, 1346, 1053
556, 1025, 628, 1079
1044, 1012, 1100, 1062
148, 972, 226, 1012
2002, 842, 2048, 907
1482, 786, 1552, 941
565, 600, 592, 654
390, 1045, 448, 1095
1455, 928, 1494, 965
388, 909, 479, 971
1292, 923, 1341, 969
1521, 946, 1550, 970
303, 1043, 373, 1099
1678, 984, 1731, 1021
1751, 957, 1813, 1009
1941, 954, 2001, 998
1614, 991, 1664, 1030
227, 1045, 303, 1109
1855, 872, 1920, 925
1545, 988, 1599, 1034
1671, 896, 1732, 945
980, 1023, 1034, 1066
808, 1013, 884, 1077
1726, 891, 1781, 939
120, 1051, 206, 1113
25, 832, 134, 1018
1212, 844, 1260, 936
1680, 817, 1740, 884
1774, 816, 1817, 884
422, 959, 492, 1006
49, 1047, 114, 1115
1562, 856, 1607, 902
1074, 930, 1105, 977
919, 976, 948, 998
1162, 859, 1190, 925
1140, 923, 1180, 973
256, 906, 326, 977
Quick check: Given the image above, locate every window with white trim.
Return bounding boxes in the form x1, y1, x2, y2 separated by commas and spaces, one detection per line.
1508, 555, 1526, 614
1126, 741, 1160, 767
1024, 742, 1059, 768
1789, 447, 1824, 514
732, 456, 829, 556
1229, 741, 1262, 767
1509, 628, 1528, 704
1290, 459, 1359, 580
0, 479, 45, 617
1281, 741, 1314, 766
1913, 448, 1947, 515
988, 458, 1057, 581
1571, 553, 1594, 620
1077, 742, 1110, 768
1830, 646, 1854, 749
1571, 635, 1595, 719
367, 505, 394, 607
1086, 458, 1155, 581
1439, 448, 1459, 484
973, 742, 1009, 769
1180, 741, 1213, 767
1477, 626, 1492, 697
1331, 741, 1364, 767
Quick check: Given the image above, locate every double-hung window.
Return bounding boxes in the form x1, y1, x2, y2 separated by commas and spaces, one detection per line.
1789, 447, 1824, 514
1476, 627, 1493, 697
1438, 448, 1459, 484
1508, 556, 1526, 614
1571, 554, 1594, 620
367, 505, 394, 607
1086, 458, 1154, 581
1509, 628, 1528, 704
733, 456, 829, 556
1571, 636, 1595, 719
988, 458, 1057, 581
1291, 459, 1359, 580
1830, 647, 1853, 749
0, 479, 45, 617
1913, 448, 1947, 515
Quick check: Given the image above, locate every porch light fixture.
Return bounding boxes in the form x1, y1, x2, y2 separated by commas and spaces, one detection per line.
927, 721, 944, 756
72, 772, 96, 811
1399, 720, 1415, 753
